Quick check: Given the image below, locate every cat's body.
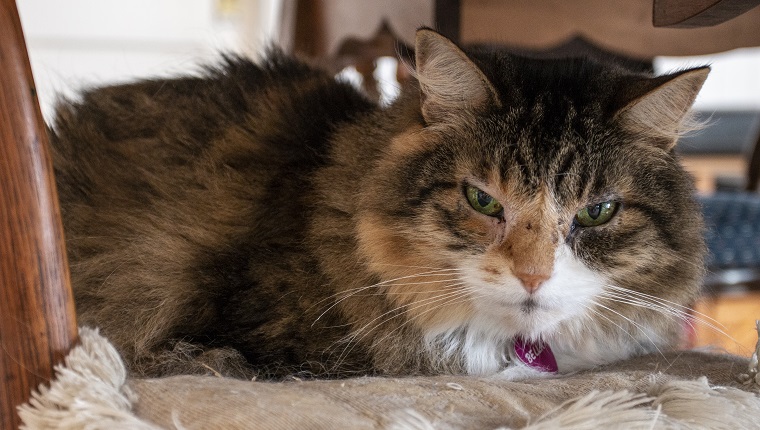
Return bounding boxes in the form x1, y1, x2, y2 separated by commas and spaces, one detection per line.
51, 30, 708, 379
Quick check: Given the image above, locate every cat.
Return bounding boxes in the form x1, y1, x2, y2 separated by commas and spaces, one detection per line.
49, 28, 709, 379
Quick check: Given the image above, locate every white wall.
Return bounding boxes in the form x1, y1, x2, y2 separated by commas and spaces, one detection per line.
17, 1, 760, 120
17, 0, 282, 120
656, 47, 760, 111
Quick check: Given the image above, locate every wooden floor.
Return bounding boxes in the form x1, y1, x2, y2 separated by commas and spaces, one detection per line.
680, 154, 746, 193
693, 291, 760, 355
680, 154, 759, 354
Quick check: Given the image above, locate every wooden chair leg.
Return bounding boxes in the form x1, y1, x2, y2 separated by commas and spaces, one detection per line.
0, 1, 78, 428
746, 127, 760, 192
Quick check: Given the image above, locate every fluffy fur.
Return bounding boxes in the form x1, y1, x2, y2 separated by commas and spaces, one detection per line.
50, 29, 708, 379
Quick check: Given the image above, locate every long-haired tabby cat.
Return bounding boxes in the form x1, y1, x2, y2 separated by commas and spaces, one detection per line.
50, 29, 709, 379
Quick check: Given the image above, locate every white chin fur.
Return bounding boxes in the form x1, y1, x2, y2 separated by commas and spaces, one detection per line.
425, 244, 640, 375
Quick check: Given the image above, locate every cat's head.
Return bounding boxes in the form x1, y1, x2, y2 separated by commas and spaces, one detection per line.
356, 29, 707, 372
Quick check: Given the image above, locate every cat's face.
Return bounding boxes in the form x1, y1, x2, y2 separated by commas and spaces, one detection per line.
355, 30, 707, 373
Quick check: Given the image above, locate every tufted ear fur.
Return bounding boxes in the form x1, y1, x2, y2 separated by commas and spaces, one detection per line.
414, 28, 501, 124
615, 67, 709, 149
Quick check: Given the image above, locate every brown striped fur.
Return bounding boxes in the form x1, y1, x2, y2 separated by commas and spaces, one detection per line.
50, 30, 708, 379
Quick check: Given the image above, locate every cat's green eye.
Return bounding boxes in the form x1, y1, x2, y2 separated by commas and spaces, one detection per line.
465, 185, 503, 217
575, 201, 619, 227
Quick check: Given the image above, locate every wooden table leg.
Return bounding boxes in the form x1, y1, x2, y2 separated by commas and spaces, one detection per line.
0, 1, 78, 428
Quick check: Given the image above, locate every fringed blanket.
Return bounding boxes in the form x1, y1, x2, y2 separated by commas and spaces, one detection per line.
19, 325, 760, 429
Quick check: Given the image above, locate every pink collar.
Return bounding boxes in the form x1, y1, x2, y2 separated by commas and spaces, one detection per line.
513, 336, 558, 373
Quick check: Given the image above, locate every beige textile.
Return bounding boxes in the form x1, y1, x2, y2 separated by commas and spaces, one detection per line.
19, 327, 760, 429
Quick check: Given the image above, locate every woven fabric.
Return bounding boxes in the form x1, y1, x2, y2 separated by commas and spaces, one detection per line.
20, 328, 760, 430
129, 351, 756, 429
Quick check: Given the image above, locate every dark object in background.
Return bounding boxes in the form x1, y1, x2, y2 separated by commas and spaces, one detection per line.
701, 192, 760, 292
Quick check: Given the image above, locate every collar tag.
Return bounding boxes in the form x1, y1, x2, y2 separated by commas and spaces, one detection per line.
513, 336, 558, 373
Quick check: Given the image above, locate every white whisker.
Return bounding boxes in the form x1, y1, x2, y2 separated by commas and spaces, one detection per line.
592, 301, 668, 362
604, 284, 721, 327
583, 301, 646, 351
599, 285, 734, 342
310, 268, 464, 325
331, 284, 472, 367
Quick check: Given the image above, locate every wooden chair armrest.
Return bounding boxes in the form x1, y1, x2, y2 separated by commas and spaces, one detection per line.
0, 1, 78, 428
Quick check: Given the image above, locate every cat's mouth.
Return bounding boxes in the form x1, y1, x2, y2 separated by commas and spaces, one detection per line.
520, 298, 541, 313
490, 296, 552, 314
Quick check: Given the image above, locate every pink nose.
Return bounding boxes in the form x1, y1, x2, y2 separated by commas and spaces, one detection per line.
516, 273, 549, 294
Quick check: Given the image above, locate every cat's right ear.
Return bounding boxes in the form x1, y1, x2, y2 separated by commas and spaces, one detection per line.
615, 67, 710, 149
414, 28, 501, 124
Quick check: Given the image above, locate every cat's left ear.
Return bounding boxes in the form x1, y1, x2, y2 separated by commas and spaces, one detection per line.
415, 28, 502, 124
615, 67, 710, 149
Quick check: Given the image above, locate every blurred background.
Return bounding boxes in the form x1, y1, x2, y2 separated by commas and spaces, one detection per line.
17, 0, 760, 355
17, 1, 760, 121
18, 0, 282, 120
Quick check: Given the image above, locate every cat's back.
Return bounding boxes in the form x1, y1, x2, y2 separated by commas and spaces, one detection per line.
50, 53, 373, 202
48, 53, 376, 367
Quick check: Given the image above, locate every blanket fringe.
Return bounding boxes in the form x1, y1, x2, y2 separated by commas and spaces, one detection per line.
513, 378, 760, 430
518, 390, 659, 430
393, 378, 760, 430
17, 327, 159, 430
737, 319, 760, 387
649, 377, 760, 429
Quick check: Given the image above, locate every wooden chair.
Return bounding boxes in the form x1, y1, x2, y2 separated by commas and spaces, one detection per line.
1, 0, 758, 428
290, 0, 760, 101
0, 1, 77, 428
